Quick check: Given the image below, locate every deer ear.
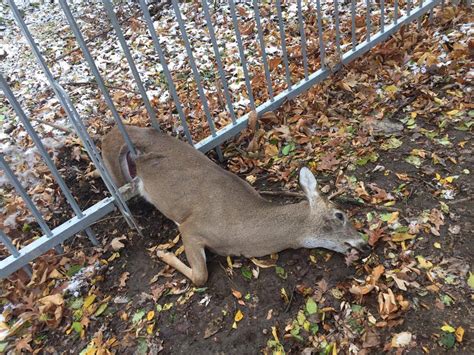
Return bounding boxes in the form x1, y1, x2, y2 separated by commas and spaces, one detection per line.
299, 167, 320, 208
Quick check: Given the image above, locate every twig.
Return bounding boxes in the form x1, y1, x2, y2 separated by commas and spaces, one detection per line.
31, 118, 72, 134
334, 196, 402, 212
447, 196, 473, 205
388, 94, 418, 119
284, 285, 296, 313
62, 81, 139, 95
413, 175, 437, 190
328, 189, 346, 200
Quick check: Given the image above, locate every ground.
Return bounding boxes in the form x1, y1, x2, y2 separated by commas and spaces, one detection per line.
0, 1, 473, 354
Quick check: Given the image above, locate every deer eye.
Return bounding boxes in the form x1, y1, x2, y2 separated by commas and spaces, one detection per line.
334, 211, 345, 223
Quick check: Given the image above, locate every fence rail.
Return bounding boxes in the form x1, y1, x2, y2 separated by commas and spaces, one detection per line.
0, 0, 457, 278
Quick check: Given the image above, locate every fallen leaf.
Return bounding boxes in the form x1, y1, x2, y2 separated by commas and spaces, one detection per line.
39, 293, 64, 306
250, 257, 276, 268
83, 294, 96, 310
345, 248, 360, 266
405, 155, 422, 167
392, 232, 416, 242
318, 152, 340, 171
416, 255, 433, 269
204, 315, 223, 338
381, 137, 403, 150
448, 225, 460, 234
232, 289, 242, 299
368, 226, 385, 246
349, 284, 375, 296
468, 272, 474, 289
94, 302, 108, 317
455, 326, 464, 342
306, 298, 318, 315
147, 310, 155, 321
362, 329, 381, 348
441, 324, 456, 333
391, 332, 412, 348
110, 236, 126, 251
378, 288, 398, 319
232, 310, 244, 329
132, 310, 145, 324
146, 323, 154, 335
119, 272, 130, 288
234, 310, 243, 322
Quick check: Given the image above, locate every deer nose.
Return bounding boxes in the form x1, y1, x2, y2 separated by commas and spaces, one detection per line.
358, 243, 371, 256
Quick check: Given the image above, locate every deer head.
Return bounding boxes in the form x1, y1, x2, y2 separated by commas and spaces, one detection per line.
296, 167, 368, 255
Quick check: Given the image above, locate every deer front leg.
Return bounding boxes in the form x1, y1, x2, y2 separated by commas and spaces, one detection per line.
156, 237, 208, 286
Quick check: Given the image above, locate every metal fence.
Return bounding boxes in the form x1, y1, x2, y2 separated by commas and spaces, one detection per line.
0, 0, 453, 278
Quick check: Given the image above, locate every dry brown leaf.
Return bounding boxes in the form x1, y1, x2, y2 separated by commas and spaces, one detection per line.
231, 289, 242, 299
248, 110, 258, 133
250, 257, 277, 268
119, 272, 130, 288
110, 236, 126, 251
39, 293, 64, 306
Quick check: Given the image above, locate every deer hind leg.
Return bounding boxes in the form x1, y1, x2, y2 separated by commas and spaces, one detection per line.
156, 237, 208, 286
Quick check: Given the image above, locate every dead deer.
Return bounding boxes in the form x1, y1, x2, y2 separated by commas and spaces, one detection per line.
102, 126, 369, 286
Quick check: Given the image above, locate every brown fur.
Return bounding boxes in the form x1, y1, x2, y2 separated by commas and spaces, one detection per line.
102, 126, 367, 286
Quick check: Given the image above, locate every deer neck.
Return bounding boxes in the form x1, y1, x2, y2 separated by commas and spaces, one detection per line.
255, 200, 311, 251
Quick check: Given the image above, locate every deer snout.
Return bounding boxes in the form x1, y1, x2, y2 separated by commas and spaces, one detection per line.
345, 239, 371, 256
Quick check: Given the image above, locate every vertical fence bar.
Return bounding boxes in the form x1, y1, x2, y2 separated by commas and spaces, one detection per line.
297, 0, 309, 79
366, 0, 371, 41
394, 0, 399, 24
170, 0, 223, 160
101, 0, 161, 131
380, 0, 385, 32
0, 231, 32, 277
228, 0, 256, 110
351, 0, 356, 51
201, 0, 237, 124
54, 83, 142, 234
138, 0, 193, 145
407, 0, 412, 16
0, 75, 98, 246
0, 155, 63, 254
8, 0, 141, 233
275, 0, 292, 89
252, 0, 274, 100
57, 0, 137, 157
333, 0, 342, 58
315, 0, 326, 67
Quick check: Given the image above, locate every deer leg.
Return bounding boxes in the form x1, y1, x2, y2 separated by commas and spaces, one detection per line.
156, 238, 208, 286
156, 250, 193, 280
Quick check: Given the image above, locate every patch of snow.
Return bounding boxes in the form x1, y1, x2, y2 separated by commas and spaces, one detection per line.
64, 262, 100, 297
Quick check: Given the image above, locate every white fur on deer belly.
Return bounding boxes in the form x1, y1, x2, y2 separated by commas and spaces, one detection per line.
137, 178, 152, 203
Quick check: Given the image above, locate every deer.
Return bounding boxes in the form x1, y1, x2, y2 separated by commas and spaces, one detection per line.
101, 125, 369, 286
